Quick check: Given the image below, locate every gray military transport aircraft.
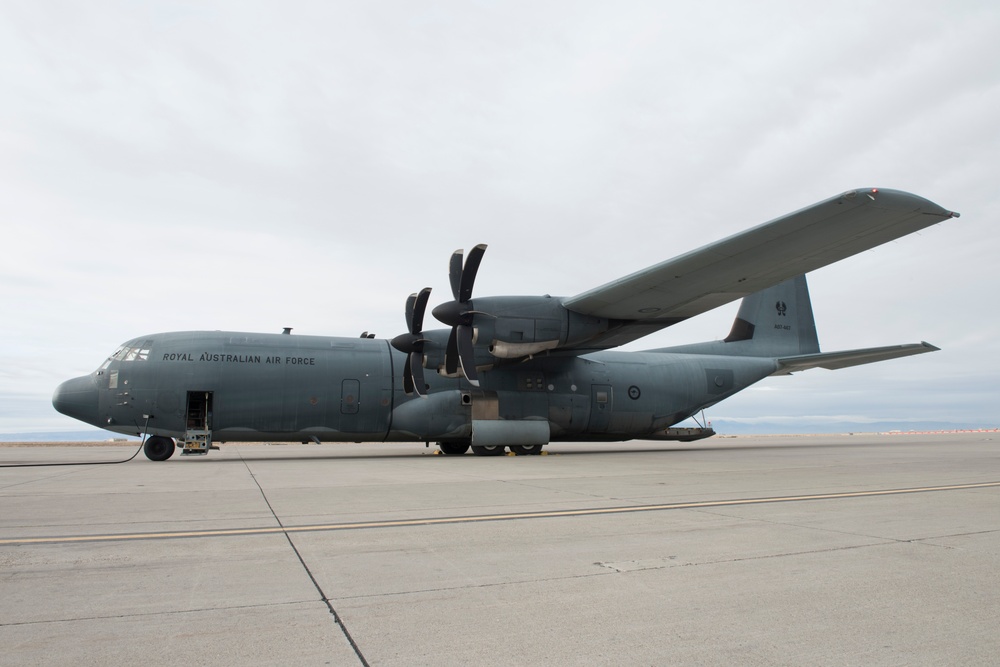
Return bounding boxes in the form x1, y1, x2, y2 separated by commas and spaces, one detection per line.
53, 188, 958, 461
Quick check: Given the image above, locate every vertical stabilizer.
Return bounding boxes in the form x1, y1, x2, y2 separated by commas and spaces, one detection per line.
722, 275, 820, 357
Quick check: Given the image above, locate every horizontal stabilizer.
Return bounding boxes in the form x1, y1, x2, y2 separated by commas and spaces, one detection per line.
773, 342, 940, 375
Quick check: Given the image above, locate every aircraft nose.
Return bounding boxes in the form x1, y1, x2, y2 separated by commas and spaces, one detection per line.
52, 375, 100, 425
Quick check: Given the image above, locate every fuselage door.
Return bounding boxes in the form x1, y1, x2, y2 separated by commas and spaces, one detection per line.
589, 384, 613, 433
186, 391, 213, 431
341, 379, 360, 415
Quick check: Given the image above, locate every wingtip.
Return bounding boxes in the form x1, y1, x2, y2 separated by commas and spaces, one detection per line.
855, 188, 958, 220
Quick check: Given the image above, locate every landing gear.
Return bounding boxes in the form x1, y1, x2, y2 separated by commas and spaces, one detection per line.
437, 440, 545, 457
438, 442, 471, 456
471, 444, 506, 456
509, 444, 544, 455
144, 436, 176, 461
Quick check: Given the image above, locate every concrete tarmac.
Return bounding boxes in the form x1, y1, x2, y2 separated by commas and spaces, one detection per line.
1, 434, 998, 666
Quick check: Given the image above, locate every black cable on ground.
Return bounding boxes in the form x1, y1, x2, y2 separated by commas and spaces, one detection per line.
0, 439, 147, 468
0, 419, 151, 468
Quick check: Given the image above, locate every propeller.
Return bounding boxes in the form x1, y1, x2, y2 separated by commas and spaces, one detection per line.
390, 287, 432, 396
432, 244, 487, 387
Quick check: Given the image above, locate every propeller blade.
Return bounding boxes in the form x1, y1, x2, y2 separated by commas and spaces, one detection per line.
409, 351, 426, 396
448, 249, 464, 301
457, 324, 480, 386
397, 288, 432, 396
432, 245, 490, 385
445, 327, 459, 375
411, 287, 431, 334
458, 244, 487, 303
402, 355, 415, 395
404, 293, 418, 334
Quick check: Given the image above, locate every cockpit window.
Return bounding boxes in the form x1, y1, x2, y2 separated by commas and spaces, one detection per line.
134, 340, 153, 360
99, 347, 125, 371
100, 340, 153, 369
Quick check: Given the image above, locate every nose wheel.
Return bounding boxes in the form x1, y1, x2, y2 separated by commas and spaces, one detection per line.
144, 436, 176, 461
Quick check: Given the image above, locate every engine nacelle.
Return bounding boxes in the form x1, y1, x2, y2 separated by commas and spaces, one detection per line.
466, 296, 611, 359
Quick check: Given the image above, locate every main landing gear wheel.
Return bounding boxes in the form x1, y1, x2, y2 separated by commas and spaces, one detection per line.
509, 444, 544, 455
438, 442, 471, 456
144, 436, 176, 461
471, 445, 506, 457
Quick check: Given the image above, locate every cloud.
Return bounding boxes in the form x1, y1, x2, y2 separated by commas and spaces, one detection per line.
1, 1, 998, 433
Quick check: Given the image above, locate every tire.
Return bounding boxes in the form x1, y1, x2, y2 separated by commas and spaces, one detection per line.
471, 444, 506, 457
144, 436, 176, 461
438, 442, 471, 456
509, 444, 544, 455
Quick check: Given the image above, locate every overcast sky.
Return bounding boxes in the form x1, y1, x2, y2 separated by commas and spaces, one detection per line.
2, 1, 998, 435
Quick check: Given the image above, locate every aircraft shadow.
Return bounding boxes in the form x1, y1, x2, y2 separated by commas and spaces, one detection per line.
200, 438, 908, 463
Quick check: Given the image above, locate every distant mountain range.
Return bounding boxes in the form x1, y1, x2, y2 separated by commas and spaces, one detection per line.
685, 419, 997, 435
2, 421, 996, 442
0, 430, 140, 443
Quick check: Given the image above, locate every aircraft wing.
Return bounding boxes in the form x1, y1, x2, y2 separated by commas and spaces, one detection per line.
772, 342, 940, 375
562, 188, 957, 349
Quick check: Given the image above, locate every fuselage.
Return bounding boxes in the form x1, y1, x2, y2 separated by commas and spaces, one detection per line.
52, 330, 778, 445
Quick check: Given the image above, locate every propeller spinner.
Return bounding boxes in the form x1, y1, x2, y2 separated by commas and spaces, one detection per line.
390, 287, 432, 396
432, 244, 487, 387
